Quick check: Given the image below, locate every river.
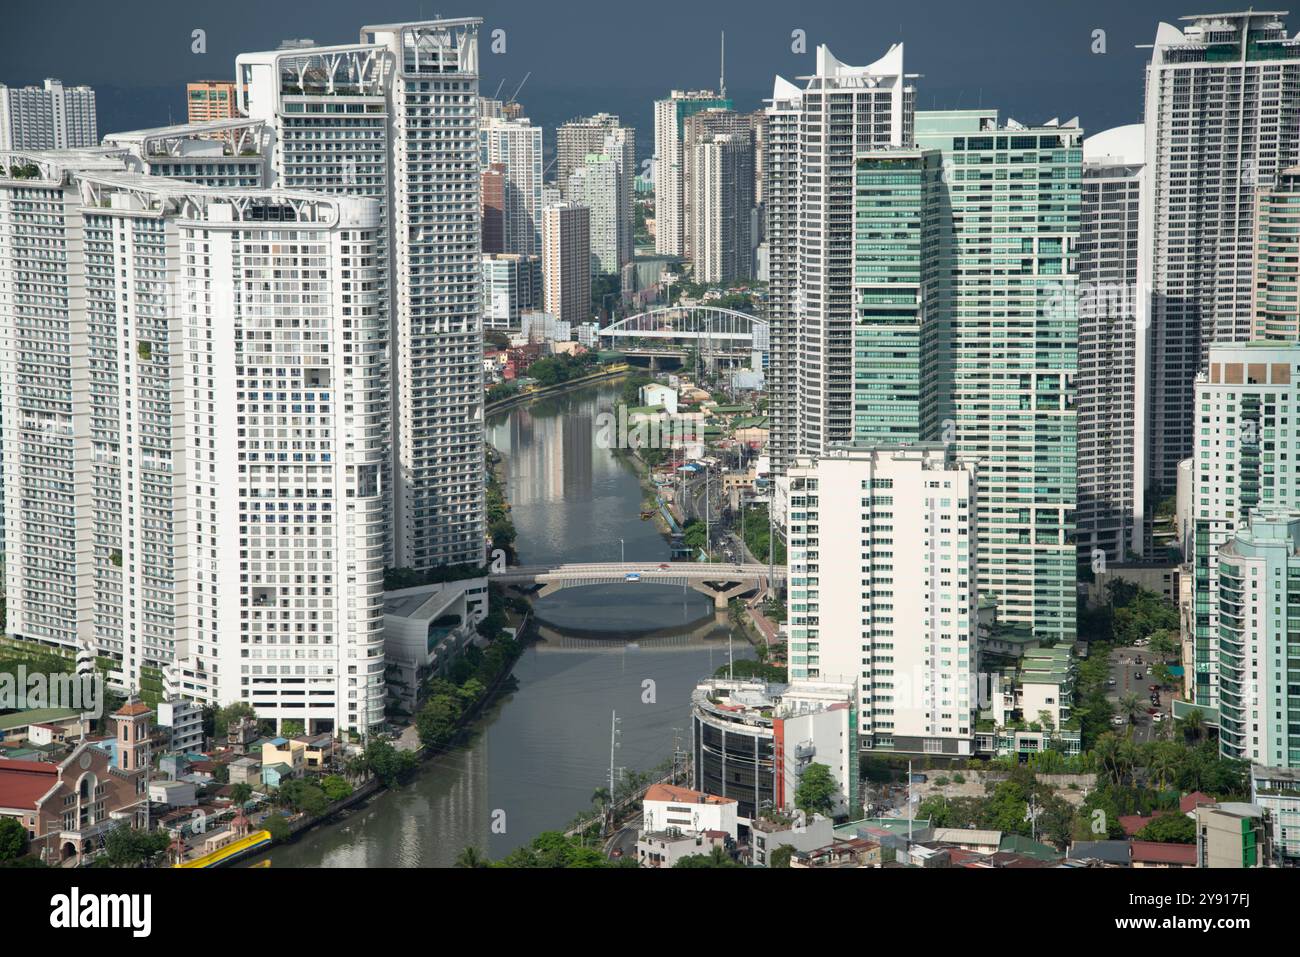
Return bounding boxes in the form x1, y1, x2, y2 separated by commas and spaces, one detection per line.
250, 381, 750, 867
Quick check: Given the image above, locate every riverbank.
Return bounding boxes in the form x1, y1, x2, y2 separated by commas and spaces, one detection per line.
484, 363, 631, 416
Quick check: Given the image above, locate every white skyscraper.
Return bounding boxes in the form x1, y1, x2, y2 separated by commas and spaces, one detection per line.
0, 154, 388, 735
556, 114, 636, 267
786, 445, 979, 756
765, 45, 914, 469
653, 90, 731, 257
686, 131, 754, 284
242, 19, 487, 570
1142, 11, 1300, 495
0, 79, 97, 151
481, 115, 544, 257
1190, 341, 1300, 710
1079, 124, 1147, 567
567, 153, 620, 275
482, 253, 542, 330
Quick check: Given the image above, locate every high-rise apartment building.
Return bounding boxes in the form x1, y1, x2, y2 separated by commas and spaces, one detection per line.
850, 148, 942, 447
681, 108, 756, 266
567, 153, 620, 275
240, 19, 487, 570
654, 90, 731, 257
1190, 342, 1300, 709
556, 114, 636, 267
1079, 125, 1147, 568
0, 154, 388, 734
1217, 512, 1300, 766
481, 115, 544, 257
482, 253, 542, 330
1142, 11, 1300, 494
186, 80, 238, 123
1254, 166, 1300, 341
763, 76, 802, 476
102, 118, 269, 187
542, 202, 591, 327
764, 45, 914, 470
686, 130, 755, 284
914, 110, 1081, 643
0, 79, 97, 150
481, 161, 506, 254
786, 445, 979, 756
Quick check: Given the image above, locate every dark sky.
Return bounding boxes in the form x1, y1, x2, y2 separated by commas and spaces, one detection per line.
2, 0, 1197, 163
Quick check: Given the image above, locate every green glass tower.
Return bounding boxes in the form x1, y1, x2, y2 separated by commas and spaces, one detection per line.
850, 111, 1081, 642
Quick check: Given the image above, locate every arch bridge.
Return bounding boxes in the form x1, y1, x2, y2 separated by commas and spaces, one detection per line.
490, 561, 782, 610
599, 306, 768, 368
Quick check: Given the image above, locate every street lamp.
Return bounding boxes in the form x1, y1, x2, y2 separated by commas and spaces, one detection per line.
619, 538, 625, 563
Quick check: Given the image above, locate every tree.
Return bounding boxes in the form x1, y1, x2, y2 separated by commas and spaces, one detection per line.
416, 693, 463, 749
103, 826, 170, 867
1178, 708, 1206, 745
673, 845, 741, 868
211, 701, 256, 741
321, 775, 354, 803
264, 814, 291, 844
229, 783, 254, 807
1119, 692, 1144, 724
456, 846, 491, 868
0, 817, 28, 862
769, 844, 795, 868
1136, 813, 1196, 845
794, 763, 838, 818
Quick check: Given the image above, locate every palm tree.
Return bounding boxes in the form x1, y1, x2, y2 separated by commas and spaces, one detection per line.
1147, 742, 1180, 790
1119, 692, 1144, 724
1179, 708, 1205, 745
230, 783, 254, 807
1094, 734, 1123, 786
455, 846, 491, 868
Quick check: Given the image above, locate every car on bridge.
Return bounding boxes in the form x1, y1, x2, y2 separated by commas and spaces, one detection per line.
625, 573, 641, 582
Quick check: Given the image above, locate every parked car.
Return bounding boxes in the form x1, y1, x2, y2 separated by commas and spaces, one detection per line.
1111, 715, 1127, 727
1152, 713, 1165, 724
1107, 677, 1117, 686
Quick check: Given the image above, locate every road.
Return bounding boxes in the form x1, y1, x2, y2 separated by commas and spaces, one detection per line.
1107, 644, 1172, 743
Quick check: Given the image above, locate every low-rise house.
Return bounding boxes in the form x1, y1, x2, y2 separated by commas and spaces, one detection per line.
641, 783, 738, 841
0, 708, 84, 746
997, 834, 1063, 862
149, 780, 198, 808
261, 762, 295, 790
260, 738, 306, 776
228, 757, 262, 788
932, 828, 1002, 854
790, 837, 881, 869
1195, 803, 1271, 868
636, 829, 731, 868
1130, 841, 1196, 868
227, 717, 259, 754
1067, 840, 1131, 867
750, 813, 835, 867
295, 734, 334, 770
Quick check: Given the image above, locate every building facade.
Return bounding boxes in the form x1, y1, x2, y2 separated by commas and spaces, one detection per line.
0, 79, 97, 151
567, 153, 620, 275
482, 253, 542, 330
653, 90, 732, 258
186, 80, 239, 123
1142, 12, 1300, 494
480, 115, 543, 257
541, 202, 591, 327
1190, 342, 1300, 709
786, 445, 979, 755
556, 114, 636, 268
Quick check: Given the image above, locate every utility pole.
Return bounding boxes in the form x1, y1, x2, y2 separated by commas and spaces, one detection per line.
907, 759, 913, 843
608, 710, 622, 834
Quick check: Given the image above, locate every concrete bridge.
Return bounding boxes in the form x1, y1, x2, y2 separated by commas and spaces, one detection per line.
490, 562, 782, 610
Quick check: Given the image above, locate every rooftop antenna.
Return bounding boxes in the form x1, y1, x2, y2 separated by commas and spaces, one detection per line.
720, 31, 726, 98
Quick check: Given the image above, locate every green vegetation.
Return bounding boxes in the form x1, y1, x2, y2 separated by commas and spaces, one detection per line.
263, 814, 291, 844
383, 562, 489, 592
526, 351, 600, 387
275, 779, 329, 818
741, 505, 785, 565
714, 658, 786, 683
1136, 812, 1196, 844
482, 830, 630, 868
794, 762, 837, 817
361, 739, 419, 788
487, 381, 519, 403
0, 818, 28, 863
100, 827, 170, 867
769, 844, 795, 869
673, 845, 742, 868
8, 163, 40, 179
